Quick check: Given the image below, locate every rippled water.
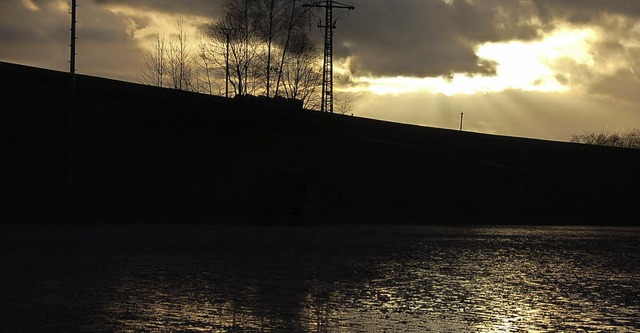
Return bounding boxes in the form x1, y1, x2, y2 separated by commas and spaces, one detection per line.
1, 225, 639, 332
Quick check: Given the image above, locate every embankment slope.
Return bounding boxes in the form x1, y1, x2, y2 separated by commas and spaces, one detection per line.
1, 61, 639, 225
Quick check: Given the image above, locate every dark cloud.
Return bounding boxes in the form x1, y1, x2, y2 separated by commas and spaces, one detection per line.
0, 2, 64, 41
75, 4, 147, 81
0, 1, 69, 70
0, 0, 143, 81
590, 69, 640, 105
333, 0, 541, 77
534, 0, 640, 23
5, 0, 639, 81
2, 0, 640, 139
92, 0, 224, 19
539, 6, 640, 106
587, 39, 640, 104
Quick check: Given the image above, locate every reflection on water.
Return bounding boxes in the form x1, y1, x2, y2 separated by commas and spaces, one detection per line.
1, 225, 639, 332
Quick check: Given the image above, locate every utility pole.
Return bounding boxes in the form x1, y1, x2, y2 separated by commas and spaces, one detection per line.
69, 0, 77, 91
304, 0, 354, 113
67, 0, 78, 223
218, 27, 235, 98
460, 112, 464, 131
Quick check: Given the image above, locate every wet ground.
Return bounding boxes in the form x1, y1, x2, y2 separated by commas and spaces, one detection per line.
1, 225, 638, 332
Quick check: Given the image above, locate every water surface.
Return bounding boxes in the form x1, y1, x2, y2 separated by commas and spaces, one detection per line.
1, 225, 638, 332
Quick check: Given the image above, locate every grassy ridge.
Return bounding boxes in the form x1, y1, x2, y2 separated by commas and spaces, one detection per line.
1, 61, 639, 225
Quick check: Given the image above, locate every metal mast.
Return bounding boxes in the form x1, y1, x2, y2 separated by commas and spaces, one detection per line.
67, 0, 78, 223
70, 0, 77, 90
218, 27, 235, 98
304, 0, 354, 113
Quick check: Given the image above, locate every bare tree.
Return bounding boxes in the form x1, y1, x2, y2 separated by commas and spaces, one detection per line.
256, 0, 287, 97
624, 129, 640, 148
201, 0, 324, 104
139, 0, 326, 104
206, 0, 317, 97
275, 0, 314, 97
167, 19, 195, 91
139, 33, 167, 87
280, 32, 322, 109
211, 0, 262, 96
334, 92, 354, 115
140, 20, 197, 92
571, 129, 640, 149
197, 37, 223, 95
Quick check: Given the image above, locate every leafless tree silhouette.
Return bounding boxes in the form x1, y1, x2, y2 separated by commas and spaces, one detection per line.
207, 0, 320, 104
280, 32, 322, 109
197, 37, 223, 95
256, 0, 286, 97
140, 1, 323, 108
139, 33, 167, 88
334, 92, 354, 115
571, 129, 640, 149
167, 19, 196, 91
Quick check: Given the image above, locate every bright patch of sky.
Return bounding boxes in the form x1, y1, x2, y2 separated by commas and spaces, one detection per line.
347, 27, 596, 96
106, 5, 210, 48
20, 0, 40, 12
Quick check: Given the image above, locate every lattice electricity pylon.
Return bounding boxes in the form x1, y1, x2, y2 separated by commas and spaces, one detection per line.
304, 0, 354, 113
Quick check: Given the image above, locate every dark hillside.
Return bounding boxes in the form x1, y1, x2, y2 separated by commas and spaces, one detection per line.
1, 61, 639, 225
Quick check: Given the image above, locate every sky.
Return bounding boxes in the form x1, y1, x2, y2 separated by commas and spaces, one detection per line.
2, 0, 640, 141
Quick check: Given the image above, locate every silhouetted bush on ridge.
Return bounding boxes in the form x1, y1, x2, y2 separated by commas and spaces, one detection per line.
571, 129, 640, 149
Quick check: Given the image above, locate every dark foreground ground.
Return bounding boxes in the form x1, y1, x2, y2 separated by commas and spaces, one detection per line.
1, 61, 639, 225
2, 225, 638, 332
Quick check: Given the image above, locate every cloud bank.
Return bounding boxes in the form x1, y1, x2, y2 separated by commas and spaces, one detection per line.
1, 0, 640, 139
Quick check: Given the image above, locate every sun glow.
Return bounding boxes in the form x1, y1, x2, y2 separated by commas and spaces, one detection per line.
350, 27, 596, 96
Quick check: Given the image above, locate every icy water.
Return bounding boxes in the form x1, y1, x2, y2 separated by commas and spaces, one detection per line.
1, 225, 639, 332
